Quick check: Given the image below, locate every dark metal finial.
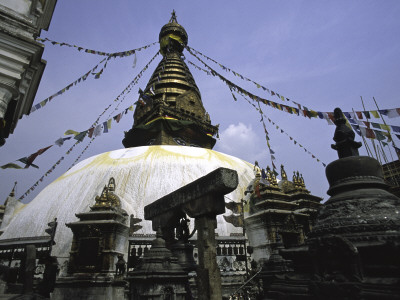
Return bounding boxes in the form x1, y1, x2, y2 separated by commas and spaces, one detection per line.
10, 181, 17, 197
169, 9, 178, 23
331, 107, 362, 159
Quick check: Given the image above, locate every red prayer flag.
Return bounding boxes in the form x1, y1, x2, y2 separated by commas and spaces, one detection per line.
366, 128, 376, 139
88, 127, 95, 138
24, 145, 53, 168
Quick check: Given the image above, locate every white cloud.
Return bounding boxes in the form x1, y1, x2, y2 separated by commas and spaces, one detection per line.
215, 122, 268, 164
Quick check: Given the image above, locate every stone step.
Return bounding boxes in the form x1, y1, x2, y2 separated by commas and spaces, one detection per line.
0, 294, 20, 300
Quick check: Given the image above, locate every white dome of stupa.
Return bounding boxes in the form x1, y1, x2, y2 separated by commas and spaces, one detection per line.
0, 145, 254, 257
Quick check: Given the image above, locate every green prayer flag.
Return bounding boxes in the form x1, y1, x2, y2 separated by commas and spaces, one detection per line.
1, 163, 23, 169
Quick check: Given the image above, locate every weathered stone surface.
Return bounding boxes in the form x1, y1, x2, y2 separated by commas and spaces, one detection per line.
262, 154, 400, 299
145, 167, 238, 222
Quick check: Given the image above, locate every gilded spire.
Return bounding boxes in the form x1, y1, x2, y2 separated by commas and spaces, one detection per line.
300, 174, 305, 189
92, 178, 121, 210
267, 166, 278, 187
292, 171, 298, 186
281, 165, 287, 181
123, 13, 218, 149
10, 181, 17, 197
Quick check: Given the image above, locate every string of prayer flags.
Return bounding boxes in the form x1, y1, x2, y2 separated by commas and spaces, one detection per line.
36, 37, 158, 58
30, 57, 107, 114
188, 56, 400, 137
188, 46, 306, 109
0, 163, 24, 170
188, 46, 400, 121
233, 89, 326, 168
12, 51, 159, 200
186, 56, 320, 124
1, 145, 53, 170
55, 136, 72, 147
64, 53, 160, 171
113, 51, 160, 103
350, 123, 399, 144
14, 52, 157, 200
18, 149, 71, 200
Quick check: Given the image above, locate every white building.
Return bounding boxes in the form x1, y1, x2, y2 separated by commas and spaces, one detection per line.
0, 0, 57, 146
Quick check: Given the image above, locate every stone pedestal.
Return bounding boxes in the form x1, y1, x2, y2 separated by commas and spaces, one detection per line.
264, 156, 400, 299
127, 230, 188, 300
53, 178, 129, 300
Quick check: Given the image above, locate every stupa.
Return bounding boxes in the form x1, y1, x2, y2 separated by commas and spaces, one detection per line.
0, 11, 254, 265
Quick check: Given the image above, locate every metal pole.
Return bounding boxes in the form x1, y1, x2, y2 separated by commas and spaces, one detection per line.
352, 108, 372, 157
242, 199, 249, 277
360, 96, 380, 162
373, 96, 400, 161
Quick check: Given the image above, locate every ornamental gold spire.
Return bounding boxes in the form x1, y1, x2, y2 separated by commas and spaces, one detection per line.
123, 11, 218, 149
281, 165, 287, 181
92, 178, 121, 210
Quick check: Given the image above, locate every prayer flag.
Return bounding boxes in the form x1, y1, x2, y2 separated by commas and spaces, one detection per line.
387, 109, 400, 118
383, 132, 392, 142
363, 111, 371, 119
374, 130, 386, 141
392, 125, 400, 133
55, 137, 72, 147
261, 169, 267, 179
366, 128, 376, 139
94, 124, 102, 137
371, 122, 381, 130
1, 163, 23, 169
380, 124, 391, 132
379, 109, 388, 116
103, 121, 109, 133
371, 110, 379, 118
394, 145, 400, 157
356, 111, 363, 119
132, 51, 137, 68
322, 113, 334, 125
25, 145, 52, 168
351, 125, 361, 136
64, 130, 79, 136
88, 127, 95, 138
74, 131, 87, 142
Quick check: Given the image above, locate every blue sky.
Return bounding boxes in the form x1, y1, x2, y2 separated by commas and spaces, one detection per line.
1, 0, 400, 202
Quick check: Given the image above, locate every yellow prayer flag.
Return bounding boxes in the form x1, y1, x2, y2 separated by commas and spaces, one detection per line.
380, 124, 391, 132
281, 96, 285, 101
128, 105, 134, 111
383, 132, 392, 142
310, 110, 318, 118
64, 130, 79, 136
371, 110, 379, 118
107, 119, 112, 129
256, 84, 261, 88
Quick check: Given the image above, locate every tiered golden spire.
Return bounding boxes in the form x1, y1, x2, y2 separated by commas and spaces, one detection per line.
123, 11, 218, 149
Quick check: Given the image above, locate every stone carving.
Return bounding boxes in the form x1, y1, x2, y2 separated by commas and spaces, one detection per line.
115, 255, 126, 276
331, 107, 362, 158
